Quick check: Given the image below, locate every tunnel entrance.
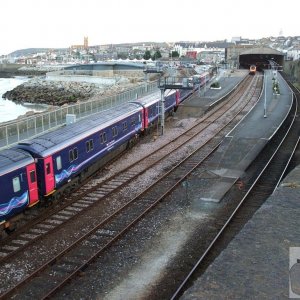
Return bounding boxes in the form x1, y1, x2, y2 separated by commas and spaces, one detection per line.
239, 47, 284, 71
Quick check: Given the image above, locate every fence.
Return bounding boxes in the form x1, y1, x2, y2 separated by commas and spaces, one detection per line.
0, 80, 158, 149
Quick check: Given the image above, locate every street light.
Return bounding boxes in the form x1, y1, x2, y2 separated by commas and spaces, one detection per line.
264, 71, 267, 118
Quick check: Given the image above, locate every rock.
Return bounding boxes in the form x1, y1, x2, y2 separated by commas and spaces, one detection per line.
2, 75, 147, 107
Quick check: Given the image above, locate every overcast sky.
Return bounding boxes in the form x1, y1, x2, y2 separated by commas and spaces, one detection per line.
1, 0, 299, 55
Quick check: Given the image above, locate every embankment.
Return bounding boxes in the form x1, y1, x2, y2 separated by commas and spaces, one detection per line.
284, 60, 300, 89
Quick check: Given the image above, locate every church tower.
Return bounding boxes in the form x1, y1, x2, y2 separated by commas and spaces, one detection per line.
84, 36, 88, 50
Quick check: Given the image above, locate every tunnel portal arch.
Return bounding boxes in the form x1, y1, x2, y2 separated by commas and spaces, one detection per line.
239, 47, 284, 71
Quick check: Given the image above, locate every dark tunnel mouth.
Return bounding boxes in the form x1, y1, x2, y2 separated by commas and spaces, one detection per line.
239, 54, 284, 71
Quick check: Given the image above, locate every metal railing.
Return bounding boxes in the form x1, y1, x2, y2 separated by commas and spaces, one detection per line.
0, 80, 158, 149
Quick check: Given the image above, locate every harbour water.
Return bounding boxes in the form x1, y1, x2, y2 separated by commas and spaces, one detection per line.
0, 77, 46, 123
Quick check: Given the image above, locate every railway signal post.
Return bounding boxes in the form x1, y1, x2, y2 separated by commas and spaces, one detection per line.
158, 76, 194, 135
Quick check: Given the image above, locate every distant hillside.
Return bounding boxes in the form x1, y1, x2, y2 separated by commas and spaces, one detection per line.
9, 48, 67, 57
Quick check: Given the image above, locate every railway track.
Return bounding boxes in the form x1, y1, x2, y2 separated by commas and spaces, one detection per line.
0, 75, 263, 298
170, 75, 300, 300
0, 75, 258, 259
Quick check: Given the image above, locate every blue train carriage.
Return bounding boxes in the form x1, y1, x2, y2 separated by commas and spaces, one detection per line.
192, 72, 210, 91
164, 89, 178, 113
17, 103, 144, 198
130, 91, 161, 132
0, 148, 38, 226
177, 83, 194, 103
131, 89, 178, 132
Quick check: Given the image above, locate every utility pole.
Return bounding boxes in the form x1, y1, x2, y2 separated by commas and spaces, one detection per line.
144, 66, 194, 136
264, 71, 267, 118
159, 87, 165, 135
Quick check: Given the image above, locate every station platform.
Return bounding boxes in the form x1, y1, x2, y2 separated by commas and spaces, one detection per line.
176, 69, 247, 119
186, 70, 293, 202
181, 164, 300, 299
179, 72, 299, 299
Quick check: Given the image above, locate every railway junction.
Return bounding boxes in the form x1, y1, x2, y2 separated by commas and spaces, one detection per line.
0, 63, 299, 299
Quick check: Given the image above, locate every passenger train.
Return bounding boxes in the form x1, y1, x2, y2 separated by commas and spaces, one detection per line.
0, 72, 210, 232
249, 65, 257, 75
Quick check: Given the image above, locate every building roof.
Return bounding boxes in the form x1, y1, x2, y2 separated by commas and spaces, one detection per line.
240, 47, 284, 56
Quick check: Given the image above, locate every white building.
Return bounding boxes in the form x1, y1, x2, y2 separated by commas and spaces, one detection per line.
287, 46, 300, 61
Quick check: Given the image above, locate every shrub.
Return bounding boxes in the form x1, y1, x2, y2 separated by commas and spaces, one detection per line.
210, 81, 220, 88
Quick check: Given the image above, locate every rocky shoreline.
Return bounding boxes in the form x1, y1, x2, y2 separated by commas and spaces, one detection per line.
1, 64, 196, 107
1, 64, 148, 106
3, 78, 101, 105
2, 77, 144, 106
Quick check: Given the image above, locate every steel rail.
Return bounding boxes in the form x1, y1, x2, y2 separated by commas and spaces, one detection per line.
170, 77, 299, 300
0, 77, 261, 299
0, 76, 258, 264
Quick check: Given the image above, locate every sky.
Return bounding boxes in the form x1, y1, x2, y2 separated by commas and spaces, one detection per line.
1, 0, 299, 55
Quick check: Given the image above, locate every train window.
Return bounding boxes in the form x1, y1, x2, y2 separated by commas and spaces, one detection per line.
112, 126, 118, 137
69, 149, 74, 162
69, 148, 78, 162
46, 163, 51, 175
100, 132, 107, 144
86, 140, 94, 152
131, 117, 135, 126
29, 170, 36, 183
12, 177, 21, 193
74, 148, 78, 160
123, 121, 128, 131
56, 156, 62, 170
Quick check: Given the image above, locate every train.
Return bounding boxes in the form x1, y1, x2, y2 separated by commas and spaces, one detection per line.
249, 65, 256, 75
0, 72, 210, 232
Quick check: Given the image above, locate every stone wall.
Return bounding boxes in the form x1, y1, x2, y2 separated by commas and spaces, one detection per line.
284, 60, 300, 89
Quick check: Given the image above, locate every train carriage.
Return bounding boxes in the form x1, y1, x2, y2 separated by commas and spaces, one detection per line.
249, 65, 256, 75
0, 149, 38, 224
131, 91, 160, 130
192, 72, 210, 90
17, 103, 143, 197
164, 89, 177, 113
178, 88, 193, 102
131, 89, 178, 131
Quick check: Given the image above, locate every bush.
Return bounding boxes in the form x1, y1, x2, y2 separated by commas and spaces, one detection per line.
210, 81, 220, 88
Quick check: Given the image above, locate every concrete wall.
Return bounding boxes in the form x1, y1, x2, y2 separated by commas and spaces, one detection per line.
46, 68, 144, 84
0, 63, 21, 71
46, 71, 119, 85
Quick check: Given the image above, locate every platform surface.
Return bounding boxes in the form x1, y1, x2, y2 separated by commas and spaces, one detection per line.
198, 70, 293, 202
181, 164, 300, 299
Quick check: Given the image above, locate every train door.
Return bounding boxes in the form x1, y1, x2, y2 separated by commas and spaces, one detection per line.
44, 156, 55, 195
26, 163, 39, 206
144, 107, 148, 129
176, 90, 180, 106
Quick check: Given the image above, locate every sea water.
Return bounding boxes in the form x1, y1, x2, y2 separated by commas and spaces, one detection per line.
0, 77, 46, 123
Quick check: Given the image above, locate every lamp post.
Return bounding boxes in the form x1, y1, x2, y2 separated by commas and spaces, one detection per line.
264, 71, 267, 118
